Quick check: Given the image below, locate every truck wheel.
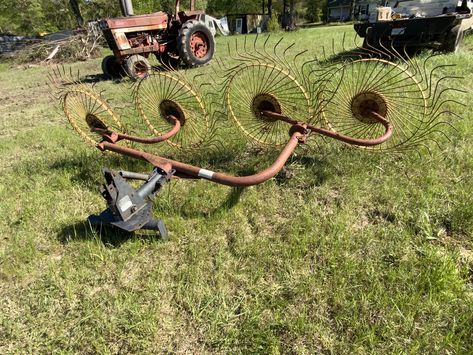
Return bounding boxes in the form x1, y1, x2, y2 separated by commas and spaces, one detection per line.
125, 55, 152, 80
178, 20, 215, 67
444, 25, 464, 53
101, 55, 124, 78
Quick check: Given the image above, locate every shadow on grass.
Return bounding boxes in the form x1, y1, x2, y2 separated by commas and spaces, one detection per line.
48, 153, 150, 189
58, 220, 163, 247
59, 73, 124, 85
77, 62, 185, 84
79, 73, 109, 84
319, 44, 425, 66
319, 47, 367, 64
164, 185, 245, 219
58, 220, 131, 247
58, 186, 245, 244
275, 154, 330, 187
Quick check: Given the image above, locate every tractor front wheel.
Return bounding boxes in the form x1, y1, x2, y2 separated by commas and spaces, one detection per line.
125, 55, 152, 80
102, 55, 124, 79
178, 20, 215, 67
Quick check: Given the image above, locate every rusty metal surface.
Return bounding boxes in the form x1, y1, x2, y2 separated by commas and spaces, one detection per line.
105, 13, 168, 29
98, 128, 306, 187
95, 116, 181, 144
115, 44, 162, 56
262, 111, 393, 147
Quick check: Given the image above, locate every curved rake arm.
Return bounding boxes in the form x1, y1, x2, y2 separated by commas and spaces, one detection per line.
262, 111, 393, 147
94, 115, 181, 144
98, 129, 307, 187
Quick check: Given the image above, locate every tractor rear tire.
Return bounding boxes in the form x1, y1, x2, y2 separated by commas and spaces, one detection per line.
443, 25, 464, 53
124, 54, 152, 80
178, 20, 215, 68
102, 55, 124, 79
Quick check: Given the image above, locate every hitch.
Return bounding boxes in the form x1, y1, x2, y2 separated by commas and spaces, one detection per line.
88, 166, 174, 239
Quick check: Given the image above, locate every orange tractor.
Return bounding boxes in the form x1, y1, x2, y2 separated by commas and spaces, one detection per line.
99, 0, 216, 79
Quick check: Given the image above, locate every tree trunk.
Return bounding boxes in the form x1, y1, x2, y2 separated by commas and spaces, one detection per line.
350, 0, 356, 20
268, 0, 272, 17
190, 0, 195, 11
69, 0, 84, 27
282, 0, 288, 27
289, 0, 295, 28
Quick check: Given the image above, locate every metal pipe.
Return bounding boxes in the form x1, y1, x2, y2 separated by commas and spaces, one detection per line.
119, 171, 150, 181
119, 0, 134, 16
93, 115, 181, 144
136, 170, 165, 199
98, 130, 305, 187
262, 110, 393, 147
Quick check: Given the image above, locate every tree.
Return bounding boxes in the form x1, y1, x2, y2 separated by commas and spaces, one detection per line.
82, 0, 120, 20
69, 0, 83, 27
8, 0, 50, 35
306, 0, 325, 23
206, 0, 261, 16
282, 0, 295, 29
42, 0, 75, 30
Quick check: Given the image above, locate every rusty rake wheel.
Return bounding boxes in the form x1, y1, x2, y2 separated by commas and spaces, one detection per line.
134, 72, 210, 150
225, 63, 312, 146
321, 58, 427, 151
62, 87, 126, 147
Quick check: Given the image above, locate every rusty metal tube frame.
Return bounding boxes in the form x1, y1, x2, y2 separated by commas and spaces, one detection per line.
98, 128, 306, 187
95, 115, 181, 144
94, 109, 394, 188
262, 110, 393, 147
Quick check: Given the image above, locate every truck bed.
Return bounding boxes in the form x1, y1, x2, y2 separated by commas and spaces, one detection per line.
354, 14, 465, 49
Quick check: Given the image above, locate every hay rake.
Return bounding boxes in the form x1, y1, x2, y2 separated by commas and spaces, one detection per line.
50, 37, 461, 239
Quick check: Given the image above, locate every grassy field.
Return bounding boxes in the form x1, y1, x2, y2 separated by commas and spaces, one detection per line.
1, 25, 472, 353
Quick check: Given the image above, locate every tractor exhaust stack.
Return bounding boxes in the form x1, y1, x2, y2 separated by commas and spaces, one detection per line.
119, 0, 134, 17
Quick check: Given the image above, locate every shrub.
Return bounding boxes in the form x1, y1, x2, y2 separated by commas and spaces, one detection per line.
267, 11, 280, 32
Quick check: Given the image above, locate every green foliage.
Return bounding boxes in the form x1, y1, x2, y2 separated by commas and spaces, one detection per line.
267, 11, 280, 32
133, 0, 176, 14
0, 0, 332, 35
306, 0, 326, 22
0, 0, 62, 35
121, 0, 210, 15
80, 0, 121, 20
0, 0, 117, 35
0, 0, 143, 35
42, 1, 76, 30
206, 0, 262, 16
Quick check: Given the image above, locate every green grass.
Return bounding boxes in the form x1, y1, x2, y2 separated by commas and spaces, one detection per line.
1, 25, 472, 353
